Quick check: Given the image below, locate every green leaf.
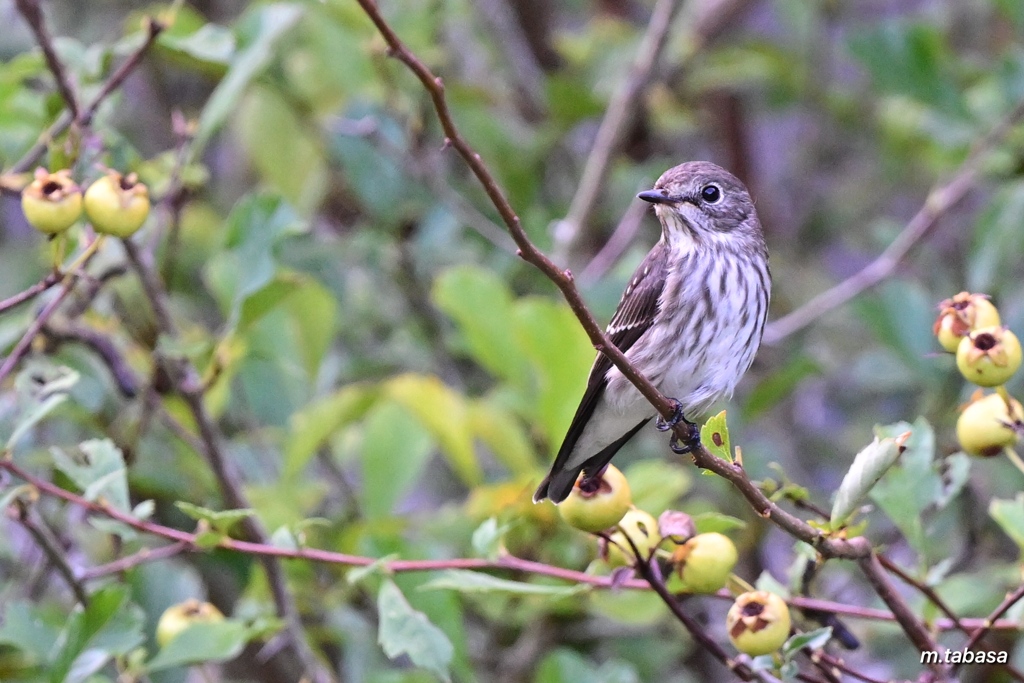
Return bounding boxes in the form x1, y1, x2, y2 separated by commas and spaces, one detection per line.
284, 383, 378, 478
471, 517, 508, 560
6, 363, 79, 450
191, 3, 305, 158
848, 22, 966, 116
699, 410, 732, 461
361, 400, 433, 519
990, 494, 1024, 551
386, 374, 482, 485
236, 84, 328, 213
831, 431, 910, 528
870, 419, 947, 556
49, 585, 145, 683
782, 627, 833, 661
203, 193, 307, 330
511, 298, 593, 449
175, 502, 254, 535
742, 355, 819, 420
0, 601, 61, 661
377, 579, 453, 683
159, 23, 235, 67
432, 266, 531, 385
623, 460, 690, 516
468, 399, 537, 476
692, 511, 747, 534
144, 621, 249, 672
420, 570, 589, 598
51, 439, 129, 512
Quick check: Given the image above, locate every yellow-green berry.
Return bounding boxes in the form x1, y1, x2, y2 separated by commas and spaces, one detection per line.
155, 599, 225, 647
21, 168, 82, 235
670, 532, 738, 594
957, 392, 1023, 457
726, 591, 791, 657
558, 464, 632, 533
604, 508, 661, 567
934, 292, 1001, 353
956, 327, 1022, 387
84, 171, 150, 237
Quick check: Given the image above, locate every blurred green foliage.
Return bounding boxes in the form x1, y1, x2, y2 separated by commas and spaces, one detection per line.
2, 0, 1024, 681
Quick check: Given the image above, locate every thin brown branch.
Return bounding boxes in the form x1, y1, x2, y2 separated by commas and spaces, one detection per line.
78, 541, 190, 582
0, 273, 61, 316
857, 552, 949, 676
14, 0, 80, 121
960, 582, 1024, 655
621, 532, 773, 683
9, 18, 164, 174
786, 594, 1020, 632
578, 193, 649, 284
553, 0, 682, 264
763, 98, 1024, 345
11, 499, 90, 605
0, 281, 75, 385
43, 320, 140, 398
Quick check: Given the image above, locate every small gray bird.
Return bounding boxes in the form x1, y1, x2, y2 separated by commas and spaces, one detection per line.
534, 161, 770, 504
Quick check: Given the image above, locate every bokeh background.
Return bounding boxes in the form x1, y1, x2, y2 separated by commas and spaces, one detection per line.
2, 0, 1024, 681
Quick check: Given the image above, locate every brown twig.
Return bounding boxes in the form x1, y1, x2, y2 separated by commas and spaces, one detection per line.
78, 541, 191, 582
786, 594, 1020, 632
9, 18, 164, 174
122, 240, 334, 683
960, 583, 1024, 655
11, 499, 90, 605
620, 532, 775, 682
0, 273, 61, 316
578, 193, 650, 284
552, 0, 682, 264
43, 320, 140, 397
13, 0, 80, 122
857, 552, 949, 676
0, 281, 75, 385
763, 98, 1024, 345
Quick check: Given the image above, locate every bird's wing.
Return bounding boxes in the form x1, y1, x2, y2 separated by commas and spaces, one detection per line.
534, 243, 668, 502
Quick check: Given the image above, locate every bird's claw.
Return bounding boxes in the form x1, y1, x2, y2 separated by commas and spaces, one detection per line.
655, 399, 686, 432
668, 420, 700, 455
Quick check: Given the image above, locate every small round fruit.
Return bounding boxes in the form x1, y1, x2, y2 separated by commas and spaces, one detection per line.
956, 327, 1023, 387
957, 392, 1023, 457
726, 591, 791, 657
604, 508, 662, 567
156, 599, 225, 647
84, 171, 150, 237
934, 292, 1001, 353
671, 532, 738, 594
558, 465, 632, 533
21, 168, 82, 235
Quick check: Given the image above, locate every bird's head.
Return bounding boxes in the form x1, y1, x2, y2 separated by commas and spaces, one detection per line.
637, 161, 762, 250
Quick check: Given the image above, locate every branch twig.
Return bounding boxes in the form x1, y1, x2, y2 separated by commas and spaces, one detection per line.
552, 0, 682, 264
763, 99, 1024, 344
8, 18, 164, 175
13, 0, 80, 122
11, 499, 90, 605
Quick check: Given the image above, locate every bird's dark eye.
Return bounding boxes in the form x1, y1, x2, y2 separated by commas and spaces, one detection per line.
701, 184, 722, 203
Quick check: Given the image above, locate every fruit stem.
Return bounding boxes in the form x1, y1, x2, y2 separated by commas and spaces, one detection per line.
49, 234, 67, 271
61, 235, 106, 277
1002, 446, 1024, 478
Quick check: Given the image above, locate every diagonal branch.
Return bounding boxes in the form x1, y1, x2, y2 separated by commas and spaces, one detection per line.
552, 0, 682, 264
763, 99, 1024, 345
14, 0, 80, 121
8, 17, 164, 176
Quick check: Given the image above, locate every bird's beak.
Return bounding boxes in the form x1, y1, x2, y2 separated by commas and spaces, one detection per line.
637, 189, 673, 204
